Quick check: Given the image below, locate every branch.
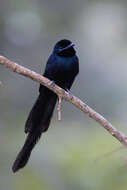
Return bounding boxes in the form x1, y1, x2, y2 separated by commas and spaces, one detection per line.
57, 95, 62, 121
0, 55, 127, 148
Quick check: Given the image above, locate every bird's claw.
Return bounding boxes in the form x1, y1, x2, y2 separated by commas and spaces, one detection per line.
66, 89, 73, 99
51, 81, 55, 87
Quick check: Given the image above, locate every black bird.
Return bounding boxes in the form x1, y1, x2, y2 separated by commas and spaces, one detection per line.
12, 39, 79, 172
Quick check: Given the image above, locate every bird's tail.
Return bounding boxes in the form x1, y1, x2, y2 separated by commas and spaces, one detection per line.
12, 87, 57, 172
12, 128, 42, 173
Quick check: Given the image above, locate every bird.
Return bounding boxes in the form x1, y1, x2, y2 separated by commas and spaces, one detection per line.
12, 39, 79, 172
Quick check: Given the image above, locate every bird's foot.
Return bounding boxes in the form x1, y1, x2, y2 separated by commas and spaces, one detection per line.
66, 89, 73, 99
51, 80, 55, 87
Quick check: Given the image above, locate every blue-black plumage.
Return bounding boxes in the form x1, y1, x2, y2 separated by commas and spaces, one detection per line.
12, 39, 79, 172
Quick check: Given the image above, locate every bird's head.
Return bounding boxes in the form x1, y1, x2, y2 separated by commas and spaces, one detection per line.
54, 39, 76, 57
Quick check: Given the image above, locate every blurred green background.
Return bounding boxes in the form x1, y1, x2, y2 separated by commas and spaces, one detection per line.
1, 0, 127, 189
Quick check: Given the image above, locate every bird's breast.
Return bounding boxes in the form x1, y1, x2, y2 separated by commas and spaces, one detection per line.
56, 56, 76, 73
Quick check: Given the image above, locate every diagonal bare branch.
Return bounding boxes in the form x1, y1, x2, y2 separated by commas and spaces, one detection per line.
0, 55, 127, 148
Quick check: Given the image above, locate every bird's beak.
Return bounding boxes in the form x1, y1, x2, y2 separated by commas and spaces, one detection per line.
66, 43, 75, 49
59, 43, 75, 52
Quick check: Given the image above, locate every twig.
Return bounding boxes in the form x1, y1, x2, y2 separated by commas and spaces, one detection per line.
94, 146, 123, 162
0, 55, 127, 148
57, 95, 62, 121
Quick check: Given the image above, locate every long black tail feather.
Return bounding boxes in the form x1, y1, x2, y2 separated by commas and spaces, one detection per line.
12, 128, 42, 173
12, 87, 57, 172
